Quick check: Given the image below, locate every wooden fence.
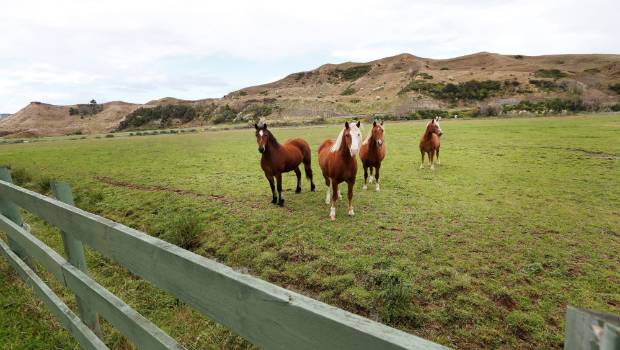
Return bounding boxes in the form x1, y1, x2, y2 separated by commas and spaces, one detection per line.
0, 167, 448, 350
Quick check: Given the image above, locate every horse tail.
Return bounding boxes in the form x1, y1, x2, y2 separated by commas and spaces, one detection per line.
300, 140, 313, 180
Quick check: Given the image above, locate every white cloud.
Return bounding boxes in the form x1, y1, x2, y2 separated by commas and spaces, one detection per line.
0, 0, 618, 112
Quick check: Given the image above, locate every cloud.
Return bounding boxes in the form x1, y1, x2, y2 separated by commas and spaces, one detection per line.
0, 0, 618, 112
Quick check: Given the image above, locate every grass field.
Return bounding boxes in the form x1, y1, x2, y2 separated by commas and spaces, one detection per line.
0, 114, 619, 349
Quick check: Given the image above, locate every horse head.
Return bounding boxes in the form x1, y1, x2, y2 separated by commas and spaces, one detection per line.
427, 118, 443, 137
371, 120, 385, 147
331, 121, 362, 157
254, 123, 270, 153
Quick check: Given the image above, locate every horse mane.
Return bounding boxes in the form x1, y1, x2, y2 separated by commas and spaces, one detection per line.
330, 128, 346, 152
265, 129, 280, 148
362, 128, 372, 145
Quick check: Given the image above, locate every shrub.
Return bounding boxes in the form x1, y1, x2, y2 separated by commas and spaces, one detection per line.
129, 132, 135, 136
341, 85, 356, 96
211, 104, 238, 124
105, 134, 114, 138
609, 83, 620, 94
529, 79, 566, 92
440, 67, 449, 70
118, 105, 199, 130
534, 69, 567, 79
157, 213, 203, 250
239, 90, 248, 96
330, 65, 371, 81
69, 100, 103, 117
416, 72, 433, 79
399, 80, 503, 101
513, 55, 524, 59
583, 68, 600, 74
611, 103, 620, 112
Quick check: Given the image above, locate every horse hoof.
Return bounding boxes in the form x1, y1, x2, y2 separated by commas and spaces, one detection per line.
363, 185, 368, 190
310, 184, 316, 192
295, 187, 301, 194
376, 185, 380, 192
330, 215, 336, 221
419, 165, 424, 169
271, 198, 277, 204
430, 166, 435, 171
278, 199, 285, 207
348, 209, 355, 216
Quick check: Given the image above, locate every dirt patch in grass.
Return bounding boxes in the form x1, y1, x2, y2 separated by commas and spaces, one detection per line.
96, 176, 230, 203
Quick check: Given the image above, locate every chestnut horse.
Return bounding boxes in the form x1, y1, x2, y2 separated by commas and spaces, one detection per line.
318, 121, 362, 220
255, 123, 315, 206
419, 117, 443, 170
359, 121, 386, 192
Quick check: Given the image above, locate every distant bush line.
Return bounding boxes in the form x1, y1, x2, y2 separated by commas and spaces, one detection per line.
329, 65, 371, 81
69, 100, 103, 117
399, 80, 505, 101
609, 83, 620, 94
118, 105, 199, 130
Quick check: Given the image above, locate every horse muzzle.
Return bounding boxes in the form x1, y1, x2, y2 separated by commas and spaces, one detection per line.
377, 140, 384, 146
258, 146, 266, 153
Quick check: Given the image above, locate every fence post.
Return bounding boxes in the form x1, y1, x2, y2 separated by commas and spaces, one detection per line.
51, 181, 103, 339
564, 306, 620, 350
0, 167, 32, 267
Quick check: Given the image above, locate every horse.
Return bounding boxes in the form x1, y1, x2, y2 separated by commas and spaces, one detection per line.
254, 123, 315, 207
419, 117, 443, 170
318, 121, 362, 220
359, 120, 386, 192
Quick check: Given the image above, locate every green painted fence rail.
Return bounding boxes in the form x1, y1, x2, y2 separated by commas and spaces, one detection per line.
0, 169, 447, 350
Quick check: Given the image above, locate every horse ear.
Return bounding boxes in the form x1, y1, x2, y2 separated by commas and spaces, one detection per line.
373, 121, 377, 127
254, 123, 259, 130
345, 121, 350, 129
356, 121, 361, 128
380, 120, 384, 126
263, 123, 268, 129
431, 119, 435, 124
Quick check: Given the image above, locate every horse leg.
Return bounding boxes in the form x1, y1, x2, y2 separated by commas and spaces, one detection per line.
324, 176, 331, 205
429, 151, 435, 171
303, 158, 316, 192
368, 167, 374, 184
330, 180, 339, 220
375, 165, 381, 192
436, 146, 441, 165
294, 167, 302, 193
275, 173, 284, 206
266, 175, 277, 204
420, 150, 425, 169
363, 166, 368, 190
347, 181, 354, 216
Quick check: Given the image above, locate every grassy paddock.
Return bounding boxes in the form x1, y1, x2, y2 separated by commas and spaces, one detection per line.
0, 114, 619, 349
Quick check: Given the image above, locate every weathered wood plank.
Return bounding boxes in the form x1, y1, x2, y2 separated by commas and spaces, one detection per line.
0, 179, 448, 350
51, 181, 103, 338
0, 213, 185, 350
0, 238, 108, 350
0, 167, 31, 266
564, 306, 620, 350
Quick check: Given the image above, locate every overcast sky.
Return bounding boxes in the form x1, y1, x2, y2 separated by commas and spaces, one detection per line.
1, 0, 618, 113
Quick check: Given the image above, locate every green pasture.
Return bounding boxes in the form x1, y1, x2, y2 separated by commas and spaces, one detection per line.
0, 114, 619, 349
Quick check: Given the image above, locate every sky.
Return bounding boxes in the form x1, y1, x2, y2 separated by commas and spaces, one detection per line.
0, 0, 618, 113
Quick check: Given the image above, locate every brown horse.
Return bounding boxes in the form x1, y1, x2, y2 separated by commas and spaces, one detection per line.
255, 123, 315, 206
419, 117, 443, 170
318, 121, 362, 220
359, 121, 386, 191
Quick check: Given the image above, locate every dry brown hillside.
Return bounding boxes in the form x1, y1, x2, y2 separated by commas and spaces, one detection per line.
0, 101, 140, 137
2, 52, 619, 137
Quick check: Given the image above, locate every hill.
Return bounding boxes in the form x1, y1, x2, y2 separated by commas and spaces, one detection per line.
2, 52, 620, 137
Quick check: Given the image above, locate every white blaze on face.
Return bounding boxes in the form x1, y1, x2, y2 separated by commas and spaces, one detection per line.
349, 124, 362, 156
259, 130, 264, 137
